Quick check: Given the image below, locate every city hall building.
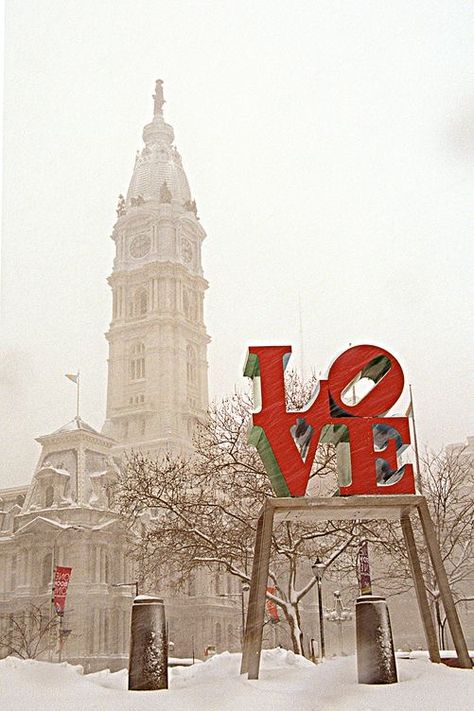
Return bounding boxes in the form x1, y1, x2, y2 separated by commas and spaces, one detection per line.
0, 82, 243, 671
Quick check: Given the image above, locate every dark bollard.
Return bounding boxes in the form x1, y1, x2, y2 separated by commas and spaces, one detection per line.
128, 595, 168, 691
356, 595, 398, 684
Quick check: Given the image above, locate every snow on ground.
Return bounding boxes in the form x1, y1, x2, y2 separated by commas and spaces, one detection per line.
0, 649, 472, 711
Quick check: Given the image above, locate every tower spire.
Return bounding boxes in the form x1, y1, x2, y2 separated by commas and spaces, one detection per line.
153, 79, 165, 117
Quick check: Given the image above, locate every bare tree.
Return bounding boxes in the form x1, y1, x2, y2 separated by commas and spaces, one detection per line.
0, 604, 59, 660
117, 375, 359, 655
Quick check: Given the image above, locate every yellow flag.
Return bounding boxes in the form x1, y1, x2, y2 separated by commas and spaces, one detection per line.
65, 373, 79, 384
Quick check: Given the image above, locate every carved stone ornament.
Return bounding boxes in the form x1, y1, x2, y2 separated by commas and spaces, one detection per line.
116, 194, 126, 217
160, 181, 172, 203
130, 233, 151, 259
184, 199, 197, 215
130, 194, 145, 207
181, 238, 193, 264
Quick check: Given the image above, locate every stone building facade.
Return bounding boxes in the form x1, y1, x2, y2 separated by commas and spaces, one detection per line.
0, 82, 240, 670
0, 418, 135, 671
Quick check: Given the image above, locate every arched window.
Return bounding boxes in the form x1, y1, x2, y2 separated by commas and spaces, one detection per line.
10, 555, 17, 591
130, 342, 145, 380
104, 554, 110, 583
45, 484, 54, 508
104, 611, 109, 650
41, 552, 52, 590
227, 624, 234, 648
215, 622, 222, 646
135, 289, 147, 316
187, 344, 197, 386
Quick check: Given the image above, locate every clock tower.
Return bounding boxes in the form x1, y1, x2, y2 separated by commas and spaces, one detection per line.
102, 81, 210, 455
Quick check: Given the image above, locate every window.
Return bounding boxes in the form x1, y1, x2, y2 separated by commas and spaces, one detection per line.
215, 622, 222, 645
41, 553, 52, 590
136, 289, 147, 316
186, 344, 197, 386
183, 287, 196, 320
130, 342, 145, 380
45, 484, 54, 508
10, 555, 17, 591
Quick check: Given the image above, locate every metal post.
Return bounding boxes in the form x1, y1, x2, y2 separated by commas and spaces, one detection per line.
316, 578, 325, 659
408, 384, 423, 493
58, 614, 63, 663
334, 592, 344, 655
311, 557, 326, 660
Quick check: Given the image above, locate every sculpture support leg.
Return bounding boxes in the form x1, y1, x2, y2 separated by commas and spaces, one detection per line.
400, 514, 440, 663
240, 500, 275, 679
417, 500, 472, 668
240, 511, 264, 675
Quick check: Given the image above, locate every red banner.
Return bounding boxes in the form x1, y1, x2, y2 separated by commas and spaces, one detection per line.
53, 566, 72, 615
358, 541, 372, 595
266, 586, 279, 622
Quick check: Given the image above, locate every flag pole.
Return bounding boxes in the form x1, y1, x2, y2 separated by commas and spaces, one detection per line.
76, 371, 80, 420
409, 384, 422, 493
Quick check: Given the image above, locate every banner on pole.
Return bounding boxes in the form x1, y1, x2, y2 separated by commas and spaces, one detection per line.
53, 566, 72, 615
266, 586, 279, 622
357, 541, 372, 595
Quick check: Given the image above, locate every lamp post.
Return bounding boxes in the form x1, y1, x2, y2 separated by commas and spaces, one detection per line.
218, 582, 250, 645
311, 557, 326, 660
324, 590, 352, 656
49, 524, 85, 662
112, 581, 139, 597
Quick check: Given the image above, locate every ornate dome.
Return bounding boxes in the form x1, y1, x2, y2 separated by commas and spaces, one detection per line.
126, 80, 192, 206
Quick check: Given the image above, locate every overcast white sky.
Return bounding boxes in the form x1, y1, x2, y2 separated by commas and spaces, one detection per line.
1, 1, 473, 488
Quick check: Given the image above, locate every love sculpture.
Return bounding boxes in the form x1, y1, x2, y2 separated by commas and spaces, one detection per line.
240, 343, 472, 680
244, 344, 414, 497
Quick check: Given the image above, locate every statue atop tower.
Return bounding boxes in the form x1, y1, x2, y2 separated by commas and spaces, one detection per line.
153, 79, 165, 116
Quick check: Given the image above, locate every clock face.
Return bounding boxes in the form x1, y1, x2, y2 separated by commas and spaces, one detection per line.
130, 233, 151, 259
182, 238, 193, 264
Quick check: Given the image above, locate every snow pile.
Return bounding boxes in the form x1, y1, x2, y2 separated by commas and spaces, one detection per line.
0, 650, 472, 711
